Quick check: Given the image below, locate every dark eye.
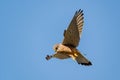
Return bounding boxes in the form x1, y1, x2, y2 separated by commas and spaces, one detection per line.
55, 47, 58, 50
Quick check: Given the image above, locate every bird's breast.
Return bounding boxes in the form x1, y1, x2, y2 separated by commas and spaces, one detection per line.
57, 44, 72, 52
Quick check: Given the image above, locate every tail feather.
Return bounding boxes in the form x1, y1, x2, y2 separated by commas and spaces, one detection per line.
75, 52, 92, 66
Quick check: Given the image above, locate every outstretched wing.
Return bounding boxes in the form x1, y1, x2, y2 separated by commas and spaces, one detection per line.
62, 9, 84, 47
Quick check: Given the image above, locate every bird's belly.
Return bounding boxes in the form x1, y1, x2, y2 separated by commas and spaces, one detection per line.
54, 52, 70, 59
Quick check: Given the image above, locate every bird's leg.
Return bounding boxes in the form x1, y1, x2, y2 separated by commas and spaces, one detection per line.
45, 55, 53, 60
69, 54, 76, 60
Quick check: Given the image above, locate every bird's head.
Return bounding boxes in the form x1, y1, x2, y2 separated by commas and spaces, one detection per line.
53, 44, 60, 52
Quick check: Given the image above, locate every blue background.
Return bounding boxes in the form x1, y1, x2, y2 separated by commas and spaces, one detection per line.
0, 0, 120, 80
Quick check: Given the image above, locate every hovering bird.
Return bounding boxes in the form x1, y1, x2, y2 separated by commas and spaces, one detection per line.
46, 9, 92, 66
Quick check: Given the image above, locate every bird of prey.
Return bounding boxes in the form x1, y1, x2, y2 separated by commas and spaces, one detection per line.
46, 9, 92, 66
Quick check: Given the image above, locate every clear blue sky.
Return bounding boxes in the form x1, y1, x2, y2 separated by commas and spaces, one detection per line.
0, 0, 120, 80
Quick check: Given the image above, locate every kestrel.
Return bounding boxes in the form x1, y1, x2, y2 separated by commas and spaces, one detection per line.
46, 9, 92, 66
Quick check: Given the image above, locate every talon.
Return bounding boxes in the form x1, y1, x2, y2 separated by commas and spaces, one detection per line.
46, 55, 52, 60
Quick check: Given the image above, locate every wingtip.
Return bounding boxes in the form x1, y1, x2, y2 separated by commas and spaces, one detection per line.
75, 9, 84, 17
78, 9, 83, 13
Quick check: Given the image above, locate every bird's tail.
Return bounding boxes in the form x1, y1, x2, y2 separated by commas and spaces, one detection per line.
75, 51, 92, 66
